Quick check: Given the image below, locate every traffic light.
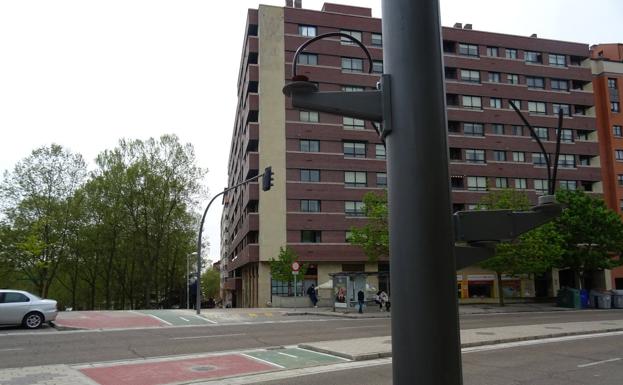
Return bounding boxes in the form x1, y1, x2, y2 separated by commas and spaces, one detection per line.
262, 166, 274, 191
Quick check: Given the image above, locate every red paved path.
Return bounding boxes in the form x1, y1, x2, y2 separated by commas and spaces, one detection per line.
80, 354, 275, 385
55, 311, 165, 329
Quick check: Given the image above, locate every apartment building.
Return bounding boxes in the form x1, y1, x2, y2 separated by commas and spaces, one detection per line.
589, 43, 623, 290
220, 2, 601, 307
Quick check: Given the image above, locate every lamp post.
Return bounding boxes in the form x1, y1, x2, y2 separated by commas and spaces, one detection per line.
187, 252, 197, 310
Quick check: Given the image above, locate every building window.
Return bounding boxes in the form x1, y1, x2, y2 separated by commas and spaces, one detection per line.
465, 149, 485, 163
464, 123, 484, 136
376, 172, 387, 187
492, 124, 504, 135
528, 101, 547, 115
467, 176, 487, 191
512, 125, 524, 136
343, 142, 366, 158
487, 47, 499, 57
300, 110, 319, 122
493, 150, 506, 161
618, 175, 623, 186
612, 102, 621, 113
507, 74, 519, 84
525, 51, 542, 63
489, 98, 502, 109
534, 179, 549, 194
376, 144, 386, 159
449, 148, 461, 161
534, 127, 549, 140
557, 129, 574, 143
460, 69, 480, 83
558, 154, 575, 168
343, 116, 365, 129
532, 153, 547, 166
345, 201, 365, 217
341, 57, 364, 72
515, 178, 527, 189
608, 78, 617, 89
552, 103, 571, 116
301, 199, 321, 212
300, 139, 320, 152
512, 151, 525, 162
372, 60, 384, 74
614, 125, 623, 137
548, 53, 566, 67
559, 180, 577, 190
345, 171, 367, 187
340, 30, 362, 45
526, 77, 545, 89
459, 43, 479, 57
616, 150, 623, 161
495, 177, 508, 189
551, 79, 569, 91
371, 33, 383, 46
297, 53, 318, 65
510, 99, 521, 110
342, 85, 365, 92
488, 72, 501, 83
298, 25, 317, 37
301, 169, 320, 182
505, 48, 517, 59
462, 96, 482, 109
301, 230, 321, 243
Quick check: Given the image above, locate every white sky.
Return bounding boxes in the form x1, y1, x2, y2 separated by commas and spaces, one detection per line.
0, 0, 621, 262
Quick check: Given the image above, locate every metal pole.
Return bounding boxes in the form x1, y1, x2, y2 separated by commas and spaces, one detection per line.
382, 0, 462, 384
187, 254, 190, 310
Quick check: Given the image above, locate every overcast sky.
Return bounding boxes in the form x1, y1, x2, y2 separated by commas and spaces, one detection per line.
0, 0, 621, 262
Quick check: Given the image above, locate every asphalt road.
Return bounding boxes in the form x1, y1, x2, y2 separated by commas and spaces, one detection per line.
250, 333, 623, 385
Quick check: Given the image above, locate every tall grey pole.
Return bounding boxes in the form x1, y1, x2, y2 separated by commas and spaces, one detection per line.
382, 0, 463, 384
187, 254, 190, 310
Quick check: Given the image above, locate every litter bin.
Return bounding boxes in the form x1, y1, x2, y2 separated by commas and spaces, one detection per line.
557, 287, 581, 308
611, 290, 623, 309
580, 289, 589, 308
590, 290, 612, 309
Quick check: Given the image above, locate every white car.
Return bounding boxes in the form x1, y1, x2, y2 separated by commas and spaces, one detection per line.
0, 290, 58, 329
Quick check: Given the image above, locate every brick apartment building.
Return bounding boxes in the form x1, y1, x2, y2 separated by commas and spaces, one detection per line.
589, 43, 623, 290
220, 1, 602, 308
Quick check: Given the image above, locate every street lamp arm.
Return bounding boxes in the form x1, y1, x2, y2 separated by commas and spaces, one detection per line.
195, 171, 266, 314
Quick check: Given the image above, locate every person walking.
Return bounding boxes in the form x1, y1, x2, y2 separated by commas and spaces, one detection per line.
380, 291, 390, 312
357, 289, 365, 314
307, 284, 318, 308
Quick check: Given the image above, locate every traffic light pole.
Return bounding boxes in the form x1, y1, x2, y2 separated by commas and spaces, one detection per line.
196, 168, 272, 314
383, 0, 462, 383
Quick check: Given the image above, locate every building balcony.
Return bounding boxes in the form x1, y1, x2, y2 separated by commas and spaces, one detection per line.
228, 244, 259, 272
243, 152, 259, 180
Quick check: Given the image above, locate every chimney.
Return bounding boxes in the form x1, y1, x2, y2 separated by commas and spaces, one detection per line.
285, 0, 293, 7
530, 33, 537, 38
294, 0, 302, 8
464, 24, 472, 30
453, 22, 462, 28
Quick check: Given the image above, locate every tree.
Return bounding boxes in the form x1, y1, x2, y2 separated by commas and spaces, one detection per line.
0, 144, 87, 297
348, 191, 389, 262
554, 190, 623, 289
201, 268, 220, 300
269, 246, 307, 296
478, 189, 563, 306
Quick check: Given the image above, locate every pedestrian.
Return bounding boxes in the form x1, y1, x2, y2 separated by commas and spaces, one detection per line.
357, 289, 365, 314
307, 284, 318, 308
374, 291, 383, 310
380, 291, 390, 312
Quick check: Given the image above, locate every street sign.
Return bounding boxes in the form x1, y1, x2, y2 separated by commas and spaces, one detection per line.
291, 271, 299, 275
291, 262, 300, 272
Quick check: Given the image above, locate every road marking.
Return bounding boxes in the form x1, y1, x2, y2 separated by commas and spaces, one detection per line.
179, 317, 189, 322
0, 348, 24, 352
242, 353, 286, 369
277, 352, 299, 358
577, 358, 621, 368
462, 331, 623, 353
145, 314, 172, 326
248, 313, 258, 317
195, 315, 217, 324
337, 325, 384, 330
169, 333, 246, 340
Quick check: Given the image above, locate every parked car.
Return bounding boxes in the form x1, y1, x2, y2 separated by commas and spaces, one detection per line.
0, 290, 58, 329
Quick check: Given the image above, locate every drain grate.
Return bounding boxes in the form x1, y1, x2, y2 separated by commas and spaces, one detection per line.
190, 365, 216, 372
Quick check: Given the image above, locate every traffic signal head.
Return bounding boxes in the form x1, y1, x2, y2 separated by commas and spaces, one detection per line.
262, 166, 274, 191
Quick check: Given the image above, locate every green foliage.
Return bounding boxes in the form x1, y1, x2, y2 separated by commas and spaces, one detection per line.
201, 268, 220, 299
269, 246, 307, 283
348, 191, 388, 262
554, 189, 623, 288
